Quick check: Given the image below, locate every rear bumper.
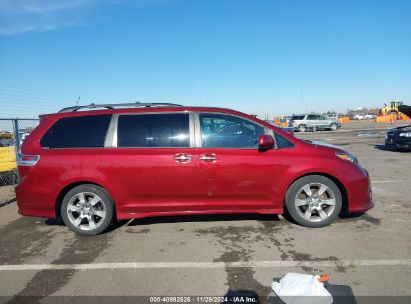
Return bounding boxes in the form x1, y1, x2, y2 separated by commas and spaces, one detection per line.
15, 180, 56, 219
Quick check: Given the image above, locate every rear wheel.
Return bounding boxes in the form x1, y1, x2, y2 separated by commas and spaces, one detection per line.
61, 184, 115, 235
285, 175, 342, 227
298, 124, 306, 132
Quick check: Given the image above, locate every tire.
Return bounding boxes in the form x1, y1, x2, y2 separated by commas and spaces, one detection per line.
330, 123, 338, 131
298, 124, 306, 132
285, 175, 342, 228
61, 184, 115, 236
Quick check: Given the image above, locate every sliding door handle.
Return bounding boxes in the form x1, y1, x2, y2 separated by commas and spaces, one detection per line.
174, 154, 192, 163
199, 154, 218, 162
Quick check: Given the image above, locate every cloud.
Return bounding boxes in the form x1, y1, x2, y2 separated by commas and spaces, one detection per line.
0, 0, 127, 35
0, 0, 116, 14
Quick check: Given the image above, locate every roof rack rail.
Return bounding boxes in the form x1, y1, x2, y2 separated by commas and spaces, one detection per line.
58, 102, 183, 113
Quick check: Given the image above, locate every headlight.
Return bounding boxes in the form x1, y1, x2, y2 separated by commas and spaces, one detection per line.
399, 132, 411, 137
335, 152, 359, 164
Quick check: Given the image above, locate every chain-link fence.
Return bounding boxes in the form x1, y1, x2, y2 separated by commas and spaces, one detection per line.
0, 118, 39, 205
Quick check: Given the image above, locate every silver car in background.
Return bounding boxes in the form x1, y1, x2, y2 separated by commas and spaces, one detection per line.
289, 114, 341, 132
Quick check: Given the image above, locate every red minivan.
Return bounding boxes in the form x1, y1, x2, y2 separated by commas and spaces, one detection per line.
16, 103, 373, 235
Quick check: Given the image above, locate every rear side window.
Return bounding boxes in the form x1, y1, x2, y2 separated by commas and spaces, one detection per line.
291, 115, 305, 120
117, 114, 190, 148
40, 115, 112, 148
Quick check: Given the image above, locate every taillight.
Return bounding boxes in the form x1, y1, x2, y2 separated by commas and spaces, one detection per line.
16, 153, 40, 166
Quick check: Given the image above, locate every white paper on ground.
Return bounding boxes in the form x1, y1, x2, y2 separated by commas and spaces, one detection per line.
271, 272, 333, 304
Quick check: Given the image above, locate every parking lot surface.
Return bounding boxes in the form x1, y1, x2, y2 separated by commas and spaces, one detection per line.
0, 120, 410, 303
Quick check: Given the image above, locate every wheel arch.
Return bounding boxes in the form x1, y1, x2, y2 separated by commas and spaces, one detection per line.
284, 172, 348, 216
55, 181, 117, 219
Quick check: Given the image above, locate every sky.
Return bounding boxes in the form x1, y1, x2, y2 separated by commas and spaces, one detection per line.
0, 0, 410, 118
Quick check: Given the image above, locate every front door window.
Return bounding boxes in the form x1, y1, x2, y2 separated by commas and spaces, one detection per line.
199, 113, 265, 148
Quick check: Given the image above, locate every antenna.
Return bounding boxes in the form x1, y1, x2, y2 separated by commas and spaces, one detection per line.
300, 89, 308, 113
75, 97, 81, 107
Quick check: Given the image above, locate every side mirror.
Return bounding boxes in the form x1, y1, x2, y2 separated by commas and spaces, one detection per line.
258, 135, 275, 151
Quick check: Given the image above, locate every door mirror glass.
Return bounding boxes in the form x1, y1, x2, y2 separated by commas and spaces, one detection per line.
258, 135, 275, 151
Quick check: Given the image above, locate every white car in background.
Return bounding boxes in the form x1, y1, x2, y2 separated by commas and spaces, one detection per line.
365, 113, 377, 119
354, 114, 366, 120
289, 114, 341, 132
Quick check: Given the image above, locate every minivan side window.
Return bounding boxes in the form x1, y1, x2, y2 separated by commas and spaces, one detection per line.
117, 114, 190, 148
40, 115, 112, 148
199, 113, 264, 148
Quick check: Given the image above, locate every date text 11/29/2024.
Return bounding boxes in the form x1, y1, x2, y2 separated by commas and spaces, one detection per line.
149, 296, 258, 303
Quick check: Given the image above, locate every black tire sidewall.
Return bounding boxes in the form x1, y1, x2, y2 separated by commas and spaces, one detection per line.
61, 184, 115, 236
285, 175, 342, 228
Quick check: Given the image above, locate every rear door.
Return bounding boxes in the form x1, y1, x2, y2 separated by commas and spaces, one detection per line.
100, 113, 198, 215
317, 115, 330, 129
193, 112, 283, 212
306, 115, 318, 128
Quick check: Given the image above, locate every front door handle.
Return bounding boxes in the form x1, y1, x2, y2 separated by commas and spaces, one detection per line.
174, 154, 192, 163
199, 154, 218, 162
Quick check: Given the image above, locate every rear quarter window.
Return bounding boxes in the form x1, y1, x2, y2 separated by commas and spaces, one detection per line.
40, 115, 112, 148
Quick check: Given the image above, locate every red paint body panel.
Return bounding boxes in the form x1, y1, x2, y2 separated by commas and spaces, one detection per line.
194, 148, 283, 212
16, 107, 373, 220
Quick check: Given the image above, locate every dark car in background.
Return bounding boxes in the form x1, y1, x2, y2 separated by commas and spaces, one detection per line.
385, 125, 411, 150
385, 105, 411, 151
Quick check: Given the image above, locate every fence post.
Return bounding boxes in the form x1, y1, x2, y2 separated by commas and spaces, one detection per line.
12, 119, 20, 182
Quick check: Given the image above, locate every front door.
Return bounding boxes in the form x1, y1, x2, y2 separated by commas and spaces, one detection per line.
194, 113, 283, 212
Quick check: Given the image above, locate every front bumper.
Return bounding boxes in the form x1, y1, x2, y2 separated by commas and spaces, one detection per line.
385, 138, 411, 149
346, 167, 374, 213
385, 132, 411, 149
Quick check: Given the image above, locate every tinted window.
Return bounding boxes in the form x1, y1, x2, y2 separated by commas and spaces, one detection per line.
274, 133, 295, 149
307, 115, 318, 120
117, 114, 189, 147
40, 115, 111, 148
200, 113, 264, 148
291, 115, 305, 120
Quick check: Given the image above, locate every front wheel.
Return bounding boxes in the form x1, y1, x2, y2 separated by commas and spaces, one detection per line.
298, 124, 306, 132
285, 175, 342, 227
330, 123, 338, 131
61, 184, 115, 235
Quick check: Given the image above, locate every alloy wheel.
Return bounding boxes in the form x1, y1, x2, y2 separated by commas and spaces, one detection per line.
66, 192, 106, 231
294, 183, 336, 222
